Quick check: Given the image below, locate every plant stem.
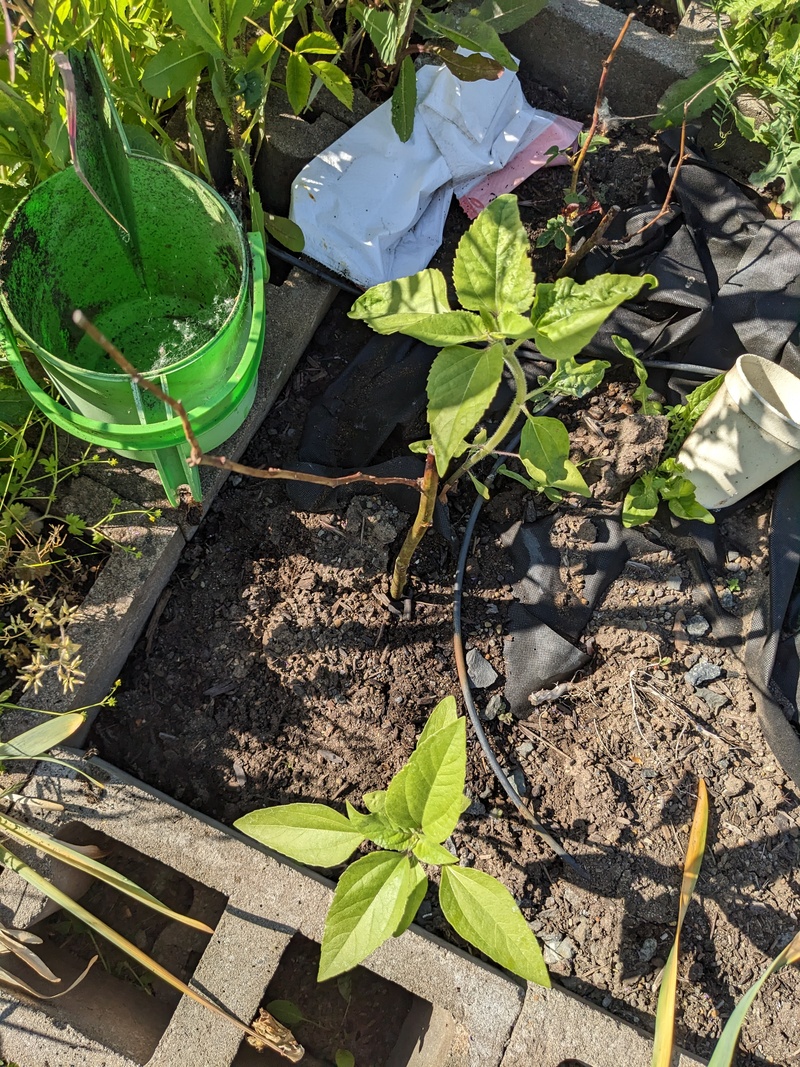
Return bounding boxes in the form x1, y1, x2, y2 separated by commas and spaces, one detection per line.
557, 204, 620, 277
389, 450, 438, 600
568, 12, 635, 201
440, 346, 528, 499
72, 311, 422, 495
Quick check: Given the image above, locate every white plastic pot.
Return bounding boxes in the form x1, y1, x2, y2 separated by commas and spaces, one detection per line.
677, 354, 800, 510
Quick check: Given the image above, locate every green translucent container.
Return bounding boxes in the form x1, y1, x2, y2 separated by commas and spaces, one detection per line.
0, 156, 266, 506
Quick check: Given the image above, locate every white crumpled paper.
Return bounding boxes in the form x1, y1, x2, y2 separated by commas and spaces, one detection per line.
290, 54, 581, 289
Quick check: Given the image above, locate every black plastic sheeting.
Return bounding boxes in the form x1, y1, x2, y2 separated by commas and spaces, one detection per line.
507, 141, 800, 787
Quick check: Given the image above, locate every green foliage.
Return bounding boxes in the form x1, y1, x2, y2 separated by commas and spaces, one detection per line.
654, 0, 800, 210
623, 459, 714, 527
350, 194, 655, 494
612, 335, 662, 414
0, 403, 160, 695
619, 360, 722, 528
236, 696, 549, 985
0, 0, 177, 231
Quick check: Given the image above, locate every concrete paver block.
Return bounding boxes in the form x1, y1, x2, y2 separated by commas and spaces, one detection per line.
0, 759, 522, 1067
506, 0, 700, 117
502, 982, 705, 1067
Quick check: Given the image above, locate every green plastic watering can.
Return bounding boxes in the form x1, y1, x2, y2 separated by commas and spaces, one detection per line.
0, 48, 267, 507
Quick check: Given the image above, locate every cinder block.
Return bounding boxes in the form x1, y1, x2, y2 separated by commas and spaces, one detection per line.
502, 982, 705, 1067
0, 760, 523, 1067
505, 0, 700, 118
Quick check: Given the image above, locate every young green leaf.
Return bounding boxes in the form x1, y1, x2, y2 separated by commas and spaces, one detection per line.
0, 713, 85, 762
477, 0, 548, 34
418, 695, 459, 745
245, 32, 280, 73
350, 269, 453, 335
439, 865, 550, 985
427, 343, 504, 475
265, 212, 305, 252
362, 789, 387, 814
544, 357, 610, 399
345, 802, 416, 851
611, 335, 661, 413
225, 0, 258, 48
267, 999, 306, 1027
519, 416, 571, 486
652, 779, 708, 1067
622, 473, 660, 527
652, 58, 729, 130
355, 0, 412, 64
422, 11, 517, 70
286, 52, 312, 113
392, 56, 417, 143
412, 837, 459, 866
530, 274, 657, 362
311, 62, 354, 110
707, 932, 800, 1067
295, 32, 340, 54
168, 0, 223, 56
452, 194, 535, 318
319, 851, 414, 980
393, 859, 428, 938
384, 719, 467, 842
234, 804, 364, 866
141, 41, 207, 99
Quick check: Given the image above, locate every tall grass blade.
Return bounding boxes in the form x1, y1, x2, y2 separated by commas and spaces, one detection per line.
0, 844, 304, 1061
651, 779, 709, 1067
707, 932, 800, 1067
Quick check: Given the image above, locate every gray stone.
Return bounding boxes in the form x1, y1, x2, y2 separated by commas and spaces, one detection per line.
483, 693, 505, 720
638, 937, 658, 962
466, 648, 499, 688
685, 614, 710, 637
685, 660, 723, 687
697, 689, 730, 712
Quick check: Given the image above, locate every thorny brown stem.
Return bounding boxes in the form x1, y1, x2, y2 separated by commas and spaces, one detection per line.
557, 204, 620, 278
563, 11, 635, 256
568, 12, 636, 199
72, 311, 422, 494
390, 450, 438, 599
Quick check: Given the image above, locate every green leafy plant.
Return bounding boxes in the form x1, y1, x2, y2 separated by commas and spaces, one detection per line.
0, 703, 304, 1061
138, 0, 306, 249
0, 399, 161, 694
653, 778, 800, 1067
0, 0, 179, 230
614, 337, 722, 528
654, 0, 800, 211
349, 193, 656, 593
236, 696, 550, 985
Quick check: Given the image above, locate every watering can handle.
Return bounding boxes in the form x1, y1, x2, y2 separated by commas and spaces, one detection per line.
0, 232, 267, 455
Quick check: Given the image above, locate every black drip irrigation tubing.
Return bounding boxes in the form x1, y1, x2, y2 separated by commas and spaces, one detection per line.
451, 359, 721, 881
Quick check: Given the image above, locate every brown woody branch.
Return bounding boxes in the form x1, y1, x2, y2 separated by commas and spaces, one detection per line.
72, 311, 422, 494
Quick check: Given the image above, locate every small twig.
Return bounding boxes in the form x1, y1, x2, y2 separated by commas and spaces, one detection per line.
557, 204, 620, 277
621, 116, 688, 242
72, 311, 422, 495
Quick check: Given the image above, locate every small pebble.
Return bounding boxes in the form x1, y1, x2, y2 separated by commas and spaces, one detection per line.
686, 660, 722, 688
639, 937, 658, 963
666, 576, 683, 592
720, 589, 735, 610
723, 774, 747, 798
575, 519, 597, 544
466, 648, 498, 688
516, 741, 535, 758
483, 693, 505, 720
685, 614, 710, 637
511, 767, 527, 796
697, 689, 729, 712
